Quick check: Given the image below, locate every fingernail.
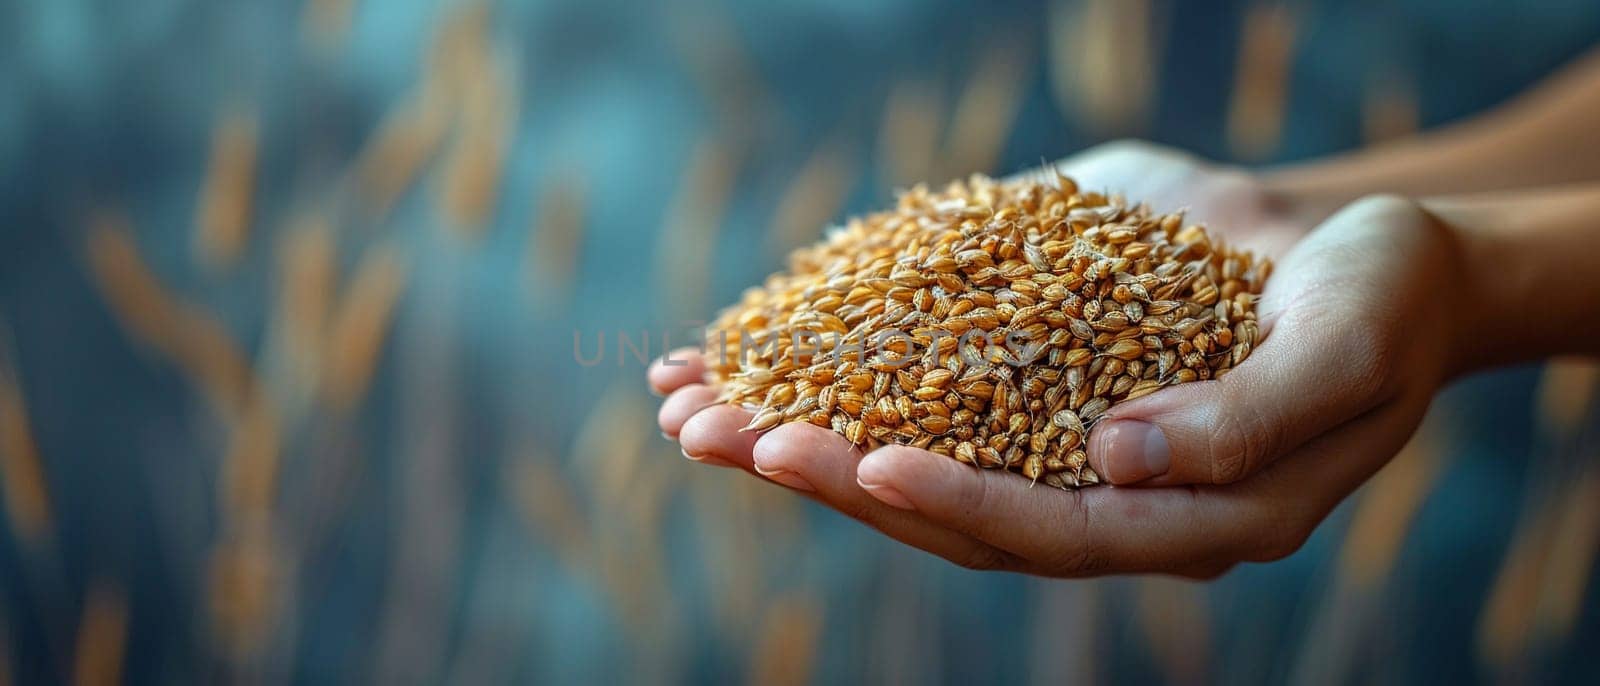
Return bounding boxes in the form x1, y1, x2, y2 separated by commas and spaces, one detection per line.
857, 478, 915, 511
662, 431, 675, 441
682, 447, 736, 469
754, 465, 815, 492
1099, 420, 1170, 484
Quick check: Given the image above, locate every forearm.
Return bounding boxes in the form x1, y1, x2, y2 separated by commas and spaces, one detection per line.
1264, 48, 1600, 222
1426, 182, 1600, 376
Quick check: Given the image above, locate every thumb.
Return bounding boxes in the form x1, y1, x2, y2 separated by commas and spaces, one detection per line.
1087, 213, 1404, 486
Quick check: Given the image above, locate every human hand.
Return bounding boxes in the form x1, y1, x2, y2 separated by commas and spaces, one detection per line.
1048, 140, 1316, 258
652, 169, 1460, 578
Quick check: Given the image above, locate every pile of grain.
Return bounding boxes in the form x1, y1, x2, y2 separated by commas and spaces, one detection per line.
704, 172, 1270, 488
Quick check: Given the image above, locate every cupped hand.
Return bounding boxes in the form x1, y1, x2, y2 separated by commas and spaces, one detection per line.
651, 149, 1461, 577
1046, 140, 1314, 258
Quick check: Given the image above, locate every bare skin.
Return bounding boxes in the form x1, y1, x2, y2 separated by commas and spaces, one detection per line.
648, 49, 1600, 578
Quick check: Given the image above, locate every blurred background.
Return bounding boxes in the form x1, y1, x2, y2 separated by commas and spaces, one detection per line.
2, 0, 1599, 683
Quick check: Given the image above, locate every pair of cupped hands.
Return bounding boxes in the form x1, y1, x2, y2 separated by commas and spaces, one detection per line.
650, 141, 1467, 578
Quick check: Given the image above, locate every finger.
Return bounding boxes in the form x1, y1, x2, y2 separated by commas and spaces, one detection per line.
1218, 391, 1429, 554
1149, 392, 1426, 567
753, 423, 1020, 571
658, 384, 718, 439
857, 446, 1259, 575
856, 353, 1427, 575
1087, 216, 1403, 487
678, 404, 760, 472
647, 348, 706, 396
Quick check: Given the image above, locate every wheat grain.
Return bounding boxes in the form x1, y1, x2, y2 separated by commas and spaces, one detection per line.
704, 171, 1269, 488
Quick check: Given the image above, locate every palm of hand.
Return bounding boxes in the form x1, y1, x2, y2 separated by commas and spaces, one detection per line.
651, 141, 1449, 578
1050, 141, 1309, 258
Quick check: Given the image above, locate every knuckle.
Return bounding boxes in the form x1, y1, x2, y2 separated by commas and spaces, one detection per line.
1207, 402, 1282, 484
956, 471, 1000, 528
1040, 493, 1110, 576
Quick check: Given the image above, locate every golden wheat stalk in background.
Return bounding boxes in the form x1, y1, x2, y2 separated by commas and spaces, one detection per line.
354, 90, 452, 222
655, 139, 739, 319
748, 592, 824, 686
86, 214, 255, 420
301, 0, 357, 50
878, 81, 944, 190
667, 6, 780, 145
525, 172, 589, 307
1477, 358, 1600, 672
1048, 0, 1160, 135
321, 244, 409, 411
768, 143, 857, 257
435, 51, 518, 235
71, 582, 127, 686
195, 110, 259, 269
1226, 3, 1299, 159
1136, 577, 1212, 686
0, 318, 51, 545
269, 215, 337, 413
1532, 467, 1600, 643
942, 44, 1030, 178
1288, 417, 1445, 685
1362, 67, 1420, 144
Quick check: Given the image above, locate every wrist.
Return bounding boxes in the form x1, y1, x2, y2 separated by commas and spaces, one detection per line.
1415, 200, 1505, 380
1418, 186, 1600, 376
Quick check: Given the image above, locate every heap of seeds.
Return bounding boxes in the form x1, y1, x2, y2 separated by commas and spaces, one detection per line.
703, 172, 1270, 488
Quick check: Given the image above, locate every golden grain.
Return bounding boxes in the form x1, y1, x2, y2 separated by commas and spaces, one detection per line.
706, 172, 1268, 487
